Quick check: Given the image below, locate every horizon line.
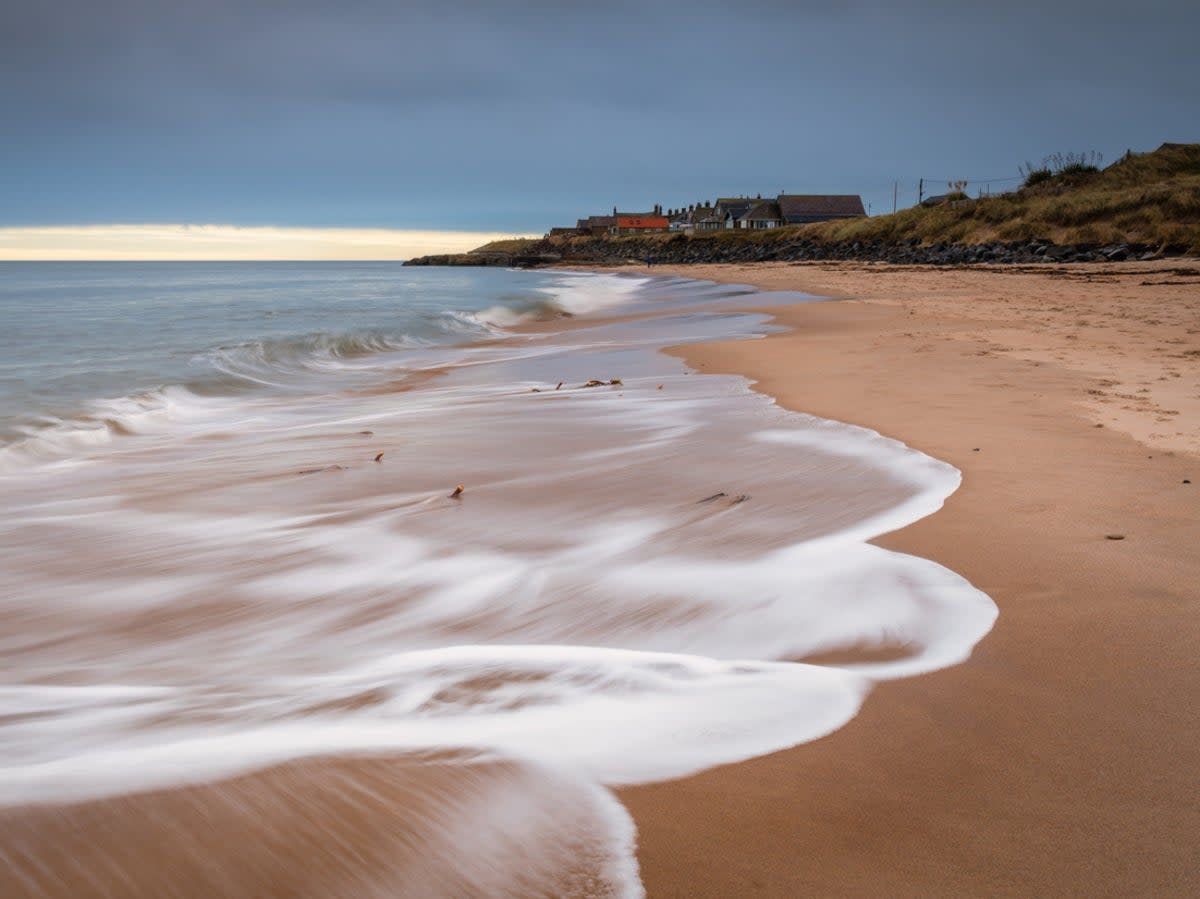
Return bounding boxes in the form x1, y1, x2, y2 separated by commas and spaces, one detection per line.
0, 224, 531, 261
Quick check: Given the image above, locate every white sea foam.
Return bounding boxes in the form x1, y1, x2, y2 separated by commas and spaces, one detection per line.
538, 272, 651, 315
0, 270, 997, 896
0, 384, 994, 796
475, 272, 651, 327
0, 646, 869, 806
0, 386, 235, 471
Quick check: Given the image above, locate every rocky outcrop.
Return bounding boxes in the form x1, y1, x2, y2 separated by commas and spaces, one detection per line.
403, 251, 562, 267
545, 236, 1177, 267
405, 236, 1184, 268
402, 253, 501, 267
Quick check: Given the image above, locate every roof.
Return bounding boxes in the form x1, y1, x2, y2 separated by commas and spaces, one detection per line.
614, 211, 665, 219
740, 200, 784, 222
777, 195, 866, 220
715, 198, 755, 217
586, 215, 617, 227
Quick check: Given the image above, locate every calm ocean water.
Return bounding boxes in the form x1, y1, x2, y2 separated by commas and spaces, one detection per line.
0, 262, 995, 897
0, 262, 633, 447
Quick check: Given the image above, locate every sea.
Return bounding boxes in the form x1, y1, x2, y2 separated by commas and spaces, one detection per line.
0, 262, 996, 897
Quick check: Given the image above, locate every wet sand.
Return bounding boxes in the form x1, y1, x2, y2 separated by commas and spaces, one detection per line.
4, 752, 639, 899
614, 261, 1200, 897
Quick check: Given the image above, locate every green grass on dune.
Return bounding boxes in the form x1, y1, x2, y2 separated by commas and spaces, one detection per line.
469, 238, 540, 254
803, 143, 1200, 252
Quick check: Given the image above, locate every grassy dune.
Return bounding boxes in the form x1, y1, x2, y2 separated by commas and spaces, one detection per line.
469, 238, 539, 254
805, 142, 1200, 252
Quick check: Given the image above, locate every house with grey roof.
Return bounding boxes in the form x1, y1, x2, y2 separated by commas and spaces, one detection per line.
670, 204, 715, 233
580, 215, 617, 236
715, 197, 756, 228
738, 200, 785, 229
693, 197, 757, 230
776, 195, 866, 224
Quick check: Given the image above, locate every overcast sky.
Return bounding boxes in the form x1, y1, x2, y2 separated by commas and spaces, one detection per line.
2, 0, 1197, 243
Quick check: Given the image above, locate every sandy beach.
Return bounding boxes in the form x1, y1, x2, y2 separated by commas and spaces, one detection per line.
607, 260, 1200, 897
2, 260, 1196, 898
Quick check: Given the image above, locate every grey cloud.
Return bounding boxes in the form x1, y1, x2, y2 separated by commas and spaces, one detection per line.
1, 1, 1197, 229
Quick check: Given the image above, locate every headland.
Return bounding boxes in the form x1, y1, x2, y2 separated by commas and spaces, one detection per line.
406, 142, 1200, 271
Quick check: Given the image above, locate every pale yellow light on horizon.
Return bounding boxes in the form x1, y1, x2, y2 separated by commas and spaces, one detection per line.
0, 225, 532, 261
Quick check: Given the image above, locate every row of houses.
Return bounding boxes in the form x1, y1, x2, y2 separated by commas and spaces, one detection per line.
563, 206, 670, 237
553, 194, 866, 237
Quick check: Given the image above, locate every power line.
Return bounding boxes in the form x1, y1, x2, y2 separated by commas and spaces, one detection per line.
917, 175, 1024, 185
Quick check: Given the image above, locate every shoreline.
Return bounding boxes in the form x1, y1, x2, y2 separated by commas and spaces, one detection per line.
2, 262, 1196, 897
607, 261, 1200, 896
4, 266, 1000, 898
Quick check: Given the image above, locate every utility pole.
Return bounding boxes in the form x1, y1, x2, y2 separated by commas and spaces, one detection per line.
918, 178, 924, 205
893, 181, 898, 214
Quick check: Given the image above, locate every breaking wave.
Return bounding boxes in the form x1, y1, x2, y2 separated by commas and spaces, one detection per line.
0, 266, 996, 898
